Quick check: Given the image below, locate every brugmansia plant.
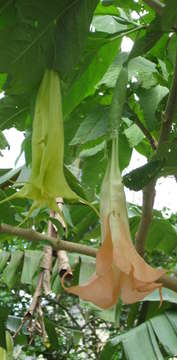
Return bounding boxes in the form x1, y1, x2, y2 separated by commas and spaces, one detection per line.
63, 67, 166, 308
0, 70, 97, 223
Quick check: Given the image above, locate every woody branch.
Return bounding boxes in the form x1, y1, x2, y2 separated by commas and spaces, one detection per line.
0, 222, 177, 292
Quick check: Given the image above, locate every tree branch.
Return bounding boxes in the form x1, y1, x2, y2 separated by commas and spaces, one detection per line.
0, 222, 176, 292
135, 181, 155, 256
0, 223, 97, 258
135, 51, 177, 255
143, 0, 164, 15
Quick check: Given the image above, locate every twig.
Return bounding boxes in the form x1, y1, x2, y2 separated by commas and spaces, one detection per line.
129, 106, 157, 150
135, 51, 177, 255
143, 0, 164, 15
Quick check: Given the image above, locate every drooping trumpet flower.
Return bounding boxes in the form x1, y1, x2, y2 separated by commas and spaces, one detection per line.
0, 70, 98, 222
63, 137, 166, 308
63, 64, 166, 308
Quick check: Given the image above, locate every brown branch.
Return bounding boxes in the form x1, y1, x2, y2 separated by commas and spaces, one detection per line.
135, 51, 177, 255
135, 181, 155, 256
157, 274, 177, 293
131, 108, 157, 150
0, 222, 176, 292
143, 0, 164, 15
0, 223, 97, 258
158, 51, 177, 145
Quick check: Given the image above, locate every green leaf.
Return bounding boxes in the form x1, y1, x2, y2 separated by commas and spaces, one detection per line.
122, 322, 161, 360
138, 85, 169, 131
124, 123, 144, 148
102, 0, 140, 11
161, 0, 177, 31
1, 1, 80, 94
128, 57, 157, 89
70, 105, 108, 145
144, 288, 177, 305
92, 14, 127, 34
150, 314, 177, 355
2, 251, 23, 289
0, 307, 8, 349
0, 95, 29, 131
0, 189, 16, 224
64, 165, 87, 200
81, 149, 106, 200
44, 318, 59, 350
0, 131, 9, 150
0, 251, 10, 272
128, 16, 163, 61
146, 218, 177, 253
63, 35, 121, 117
94, 3, 119, 16
55, 0, 99, 78
123, 160, 163, 191
100, 312, 177, 360
0, 73, 7, 91
0, 166, 22, 186
100, 53, 157, 90
21, 250, 43, 285
0, 24, 50, 94
167, 34, 177, 67
0, 1, 17, 30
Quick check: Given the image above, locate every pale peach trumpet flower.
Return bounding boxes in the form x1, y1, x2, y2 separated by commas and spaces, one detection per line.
63, 137, 166, 309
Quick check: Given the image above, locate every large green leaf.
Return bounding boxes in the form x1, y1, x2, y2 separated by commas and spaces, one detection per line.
63, 34, 121, 117
124, 123, 144, 148
150, 314, 177, 354
92, 14, 127, 34
70, 105, 108, 145
55, 0, 99, 78
0, 189, 16, 224
122, 322, 162, 360
0, 251, 10, 272
21, 250, 43, 285
100, 311, 177, 360
0, 24, 50, 94
99, 53, 158, 89
128, 16, 163, 61
161, 0, 177, 31
0, 0, 80, 94
0, 1, 17, 30
2, 251, 23, 289
146, 218, 177, 253
0, 95, 29, 131
138, 85, 169, 131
